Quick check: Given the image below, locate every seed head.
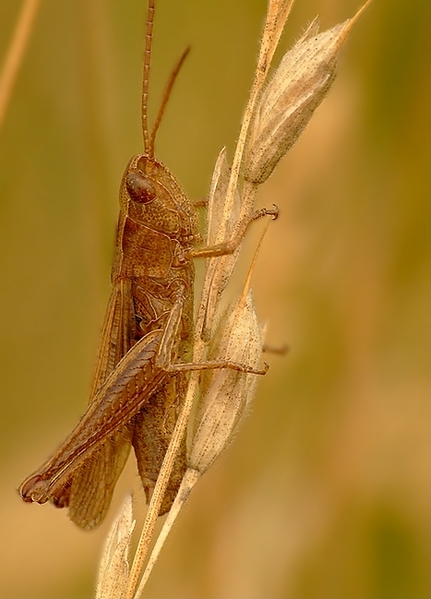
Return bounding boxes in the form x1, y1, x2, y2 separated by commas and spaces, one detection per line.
188, 291, 264, 474
244, 1, 373, 184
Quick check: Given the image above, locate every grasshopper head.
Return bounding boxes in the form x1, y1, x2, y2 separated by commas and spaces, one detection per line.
121, 154, 199, 245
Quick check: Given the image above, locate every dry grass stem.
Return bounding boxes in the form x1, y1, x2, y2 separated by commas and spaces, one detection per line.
220, 0, 295, 226
0, 0, 41, 131
195, 0, 295, 345
125, 389, 193, 597
97, 1, 374, 595
134, 225, 270, 593
135, 469, 200, 594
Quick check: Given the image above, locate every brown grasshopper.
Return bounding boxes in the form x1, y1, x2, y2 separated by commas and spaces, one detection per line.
19, 0, 276, 529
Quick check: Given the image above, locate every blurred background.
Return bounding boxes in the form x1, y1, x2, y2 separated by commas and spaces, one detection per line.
0, 0, 429, 597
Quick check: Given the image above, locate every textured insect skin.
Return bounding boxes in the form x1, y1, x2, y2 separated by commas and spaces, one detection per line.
19, 152, 200, 528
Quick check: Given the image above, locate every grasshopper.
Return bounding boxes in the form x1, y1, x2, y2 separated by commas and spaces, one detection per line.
19, 0, 276, 529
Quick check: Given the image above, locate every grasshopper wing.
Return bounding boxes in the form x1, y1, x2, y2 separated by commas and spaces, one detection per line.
64, 280, 136, 529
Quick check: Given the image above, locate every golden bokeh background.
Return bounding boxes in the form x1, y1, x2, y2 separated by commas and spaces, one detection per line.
0, 0, 429, 597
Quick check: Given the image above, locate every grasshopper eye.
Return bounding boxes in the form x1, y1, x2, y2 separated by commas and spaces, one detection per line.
126, 172, 157, 204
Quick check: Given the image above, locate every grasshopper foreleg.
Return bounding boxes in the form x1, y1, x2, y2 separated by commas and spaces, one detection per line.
188, 204, 278, 259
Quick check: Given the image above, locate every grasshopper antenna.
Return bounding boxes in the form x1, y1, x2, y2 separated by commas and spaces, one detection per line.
141, 0, 154, 155
149, 46, 190, 157
141, 0, 190, 159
